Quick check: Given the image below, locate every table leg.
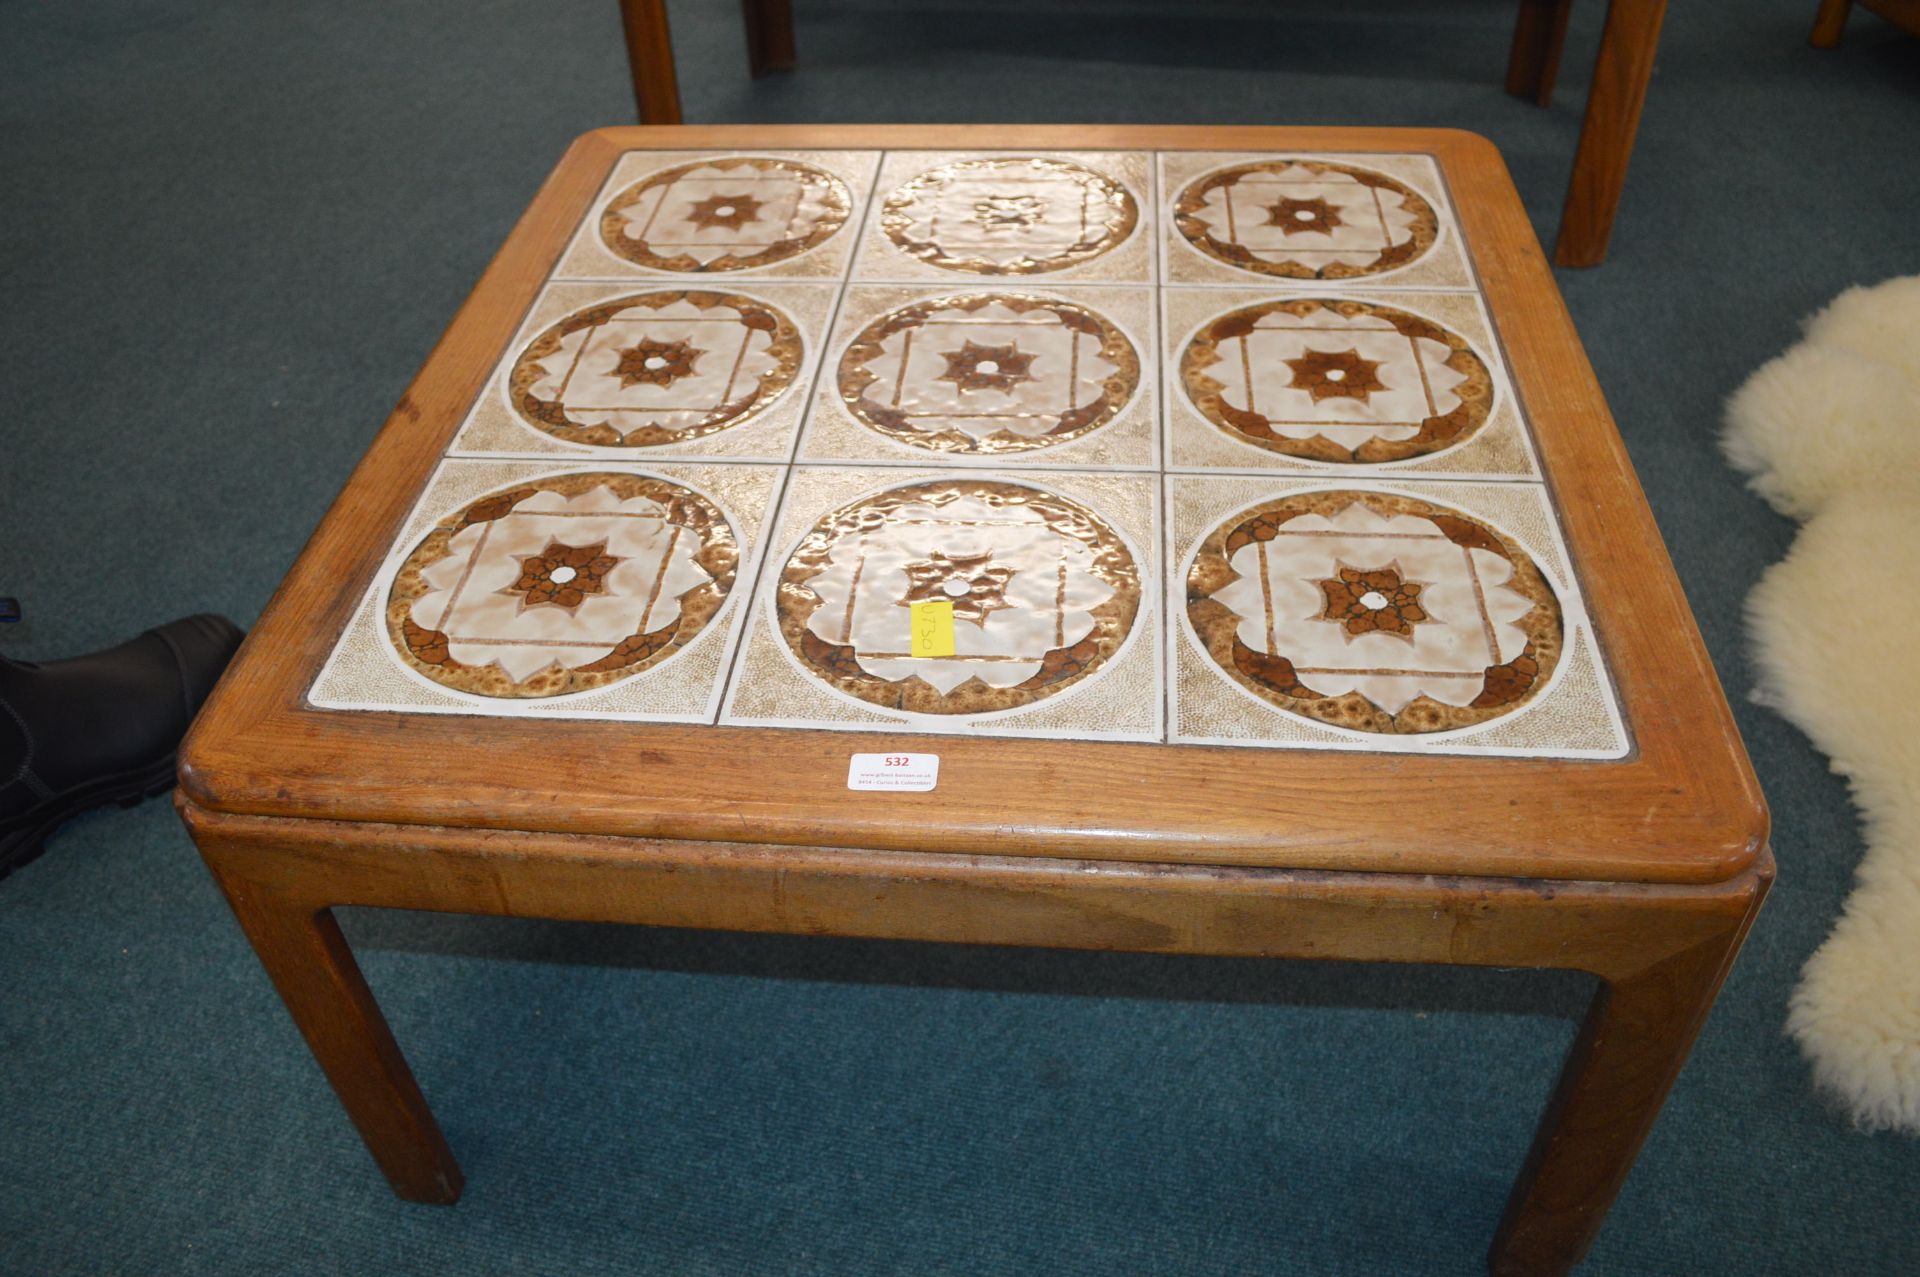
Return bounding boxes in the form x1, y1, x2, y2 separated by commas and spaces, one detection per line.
1507, 0, 1575, 106
1486, 897, 1762, 1275
1809, 0, 1853, 45
180, 801, 1768, 1257
1553, 0, 1668, 267
742, 0, 797, 77
192, 826, 464, 1204
619, 0, 684, 125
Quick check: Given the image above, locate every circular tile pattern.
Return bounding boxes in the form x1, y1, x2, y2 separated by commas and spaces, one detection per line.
1173, 159, 1440, 279
777, 479, 1140, 714
837, 292, 1141, 454
509, 290, 803, 447
1185, 489, 1562, 734
387, 472, 738, 698
1180, 297, 1493, 463
881, 157, 1139, 275
598, 157, 852, 272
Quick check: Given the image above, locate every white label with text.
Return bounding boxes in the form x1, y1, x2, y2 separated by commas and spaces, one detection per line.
847, 752, 940, 792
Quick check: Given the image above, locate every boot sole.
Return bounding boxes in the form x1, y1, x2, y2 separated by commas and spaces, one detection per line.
0, 754, 180, 881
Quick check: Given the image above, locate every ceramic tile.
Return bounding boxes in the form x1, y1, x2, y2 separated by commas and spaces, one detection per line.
720, 466, 1162, 741
309, 458, 782, 721
852, 151, 1154, 285
1159, 152, 1475, 290
1165, 474, 1626, 757
1161, 287, 1539, 479
795, 284, 1158, 472
311, 147, 1629, 759
553, 150, 880, 281
446, 280, 838, 462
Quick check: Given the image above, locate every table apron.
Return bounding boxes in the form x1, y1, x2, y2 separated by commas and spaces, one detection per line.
180, 798, 1768, 984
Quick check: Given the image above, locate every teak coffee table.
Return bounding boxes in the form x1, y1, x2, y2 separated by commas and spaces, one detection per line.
178, 125, 1769, 1276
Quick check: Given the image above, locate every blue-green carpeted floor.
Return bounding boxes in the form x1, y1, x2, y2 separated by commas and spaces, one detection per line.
3, 2, 1918, 1272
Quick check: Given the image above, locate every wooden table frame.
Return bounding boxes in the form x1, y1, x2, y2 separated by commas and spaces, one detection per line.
617, 0, 1668, 267
178, 125, 1769, 1276
1811, 0, 1920, 43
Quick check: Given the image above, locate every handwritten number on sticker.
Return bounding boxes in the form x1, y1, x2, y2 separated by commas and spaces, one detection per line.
908, 600, 955, 658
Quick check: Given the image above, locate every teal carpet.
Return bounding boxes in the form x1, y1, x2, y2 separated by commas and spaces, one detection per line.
3, 2, 1918, 1272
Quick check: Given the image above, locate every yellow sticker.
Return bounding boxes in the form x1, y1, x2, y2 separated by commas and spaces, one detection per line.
909, 600, 956, 658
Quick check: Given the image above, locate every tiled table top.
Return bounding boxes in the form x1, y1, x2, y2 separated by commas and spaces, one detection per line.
310, 148, 1626, 760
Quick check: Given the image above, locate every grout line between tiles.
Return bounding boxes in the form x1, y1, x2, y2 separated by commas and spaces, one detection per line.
712, 148, 886, 719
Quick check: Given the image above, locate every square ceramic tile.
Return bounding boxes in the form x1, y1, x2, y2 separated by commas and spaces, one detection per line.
1165, 474, 1627, 757
309, 458, 783, 721
1161, 287, 1540, 479
851, 150, 1154, 285
720, 466, 1162, 741
446, 280, 838, 463
552, 150, 880, 281
1159, 151, 1476, 290
795, 284, 1159, 472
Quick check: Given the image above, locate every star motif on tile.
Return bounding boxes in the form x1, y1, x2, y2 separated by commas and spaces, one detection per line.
504, 540, 623, 612
612, 337, 703, 388
1284, 347, 1387, 402
1317, 564, 1429, 640
684, 193, 764, 231
898, 551, 1018, 626
936, 340, 1037, 395
1265, 196, 1345, 236
970, 194, 1049, 229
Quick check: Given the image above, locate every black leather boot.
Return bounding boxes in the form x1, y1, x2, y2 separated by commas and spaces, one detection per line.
0, 614, 244, 879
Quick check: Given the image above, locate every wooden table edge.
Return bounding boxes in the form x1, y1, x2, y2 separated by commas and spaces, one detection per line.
179, 794, 1774, 979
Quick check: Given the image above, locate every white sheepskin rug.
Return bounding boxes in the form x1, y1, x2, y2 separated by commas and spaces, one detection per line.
1723, 274, 1920, 1133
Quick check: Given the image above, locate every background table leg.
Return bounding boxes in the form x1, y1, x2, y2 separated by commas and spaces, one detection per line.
1486, 900, 1762, 1276
196, 849, 464, 1204
1507, 0, 1575, 106
1809, 0, 1853, 45
1553, 0, 1668, 267
742, 0, 797, 77
619, 0, 684, 125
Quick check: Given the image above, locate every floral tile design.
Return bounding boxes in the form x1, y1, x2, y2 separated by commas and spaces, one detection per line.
1161, 288, 1539, 479
853, 151, 1154, 284
721, 466, 1162, 741
1160, 152, 1475, 290
309, 458, 781, 721
553, 150, 880, 281
312, 149, 1624, 758
797, 285, 1158, 471
1166, 474, 1627, 757
447, 281, 838, 462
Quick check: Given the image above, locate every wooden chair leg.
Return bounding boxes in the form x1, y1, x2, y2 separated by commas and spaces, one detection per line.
1552, 0, 1668, 267
1486, 905, 1761, 1276
1809, 0, 1853, 46
1507, 0, 1575, 106
742, 0, 797, 77
619, 0, 684, 125
196, 844, 464, 1204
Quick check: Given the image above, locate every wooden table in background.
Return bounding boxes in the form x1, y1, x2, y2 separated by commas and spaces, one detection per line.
618, 0, 1669, 267
178, 125, 1768, 1276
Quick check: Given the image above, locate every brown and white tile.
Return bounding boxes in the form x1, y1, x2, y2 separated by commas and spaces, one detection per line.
1165, 474, 1626, 757
796, 284, 1158, 471
852, 150, 1154, 285
1161, 288, 1538, 480
309, 458, 782, 721
1159, 151, 1475, 291
552, 150, 880, 282
721, 466, 1162, 740
447, 280, 838, 462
